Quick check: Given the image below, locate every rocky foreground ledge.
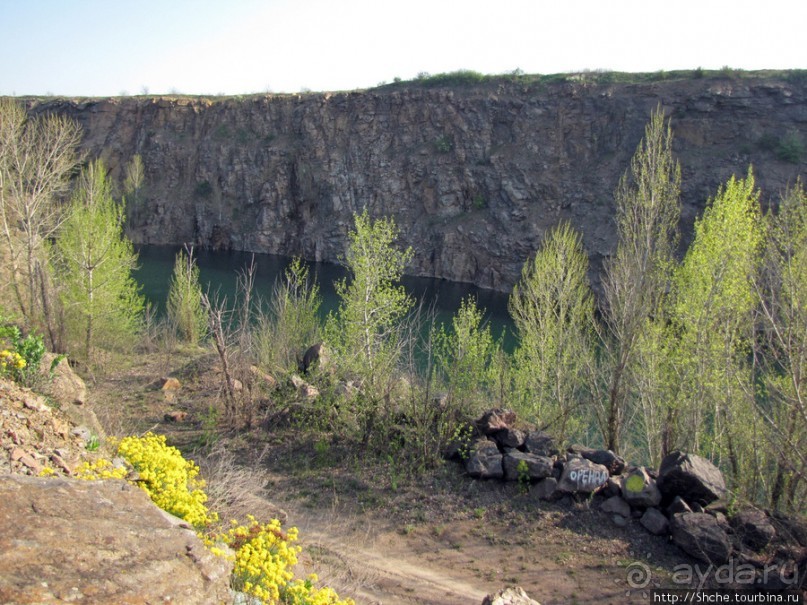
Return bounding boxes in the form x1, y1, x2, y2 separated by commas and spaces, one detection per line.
0, 474, 231, 604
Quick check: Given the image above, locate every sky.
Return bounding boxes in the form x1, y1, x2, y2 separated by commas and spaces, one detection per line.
1, 0, 805, 97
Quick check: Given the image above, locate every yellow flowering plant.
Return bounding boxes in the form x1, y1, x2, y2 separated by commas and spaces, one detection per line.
208, 516, 354, 605
73, 433, 216, 528
0, 349, 26, 375
75, 458, 128, 480
116, 433, 218, 528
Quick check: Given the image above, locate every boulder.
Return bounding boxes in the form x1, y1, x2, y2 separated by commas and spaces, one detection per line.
475, 408, 517, 435
670, 512, 732, 565
640, 508, 670, 536
482, 586, 541, 605
621, 467, 662, 508
771, 512, 807, 548
0, 475, 231, 604
164, 410, 189, 423
249, 365, 278, 389
502, 451, 553, 482
601, 495, 631, 518
159, 376, 181, 391
298, 342, 330, 374
523, 431, 557, 456
530, 477, 561, 501
465, 439, 504, 479
600, 476, 622, 498
40, 353, 86, 405
580, 449, 626, 475
658, 451, 726, 505
666, 495, 693, 516
493, 427, 526, 450
557, 458, 609, 494
290, 374, 320, 400
731, 509, 776, 551
611, 514, 629, 527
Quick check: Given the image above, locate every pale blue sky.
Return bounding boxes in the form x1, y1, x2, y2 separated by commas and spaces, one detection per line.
2, 0, 805, 97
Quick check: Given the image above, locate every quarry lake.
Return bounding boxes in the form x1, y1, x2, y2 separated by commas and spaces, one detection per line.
134, 245, 517, 349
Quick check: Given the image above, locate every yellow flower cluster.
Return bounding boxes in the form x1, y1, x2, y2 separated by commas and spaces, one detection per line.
212, 516, 299, 603
75, 458, 128, 480
0, 349, 26, 373
208, 516, 354, 605
284, 576, 356, 605
117, 433, 218, 528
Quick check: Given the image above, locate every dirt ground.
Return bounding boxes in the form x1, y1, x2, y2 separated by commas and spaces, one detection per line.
86, 350, 700, 605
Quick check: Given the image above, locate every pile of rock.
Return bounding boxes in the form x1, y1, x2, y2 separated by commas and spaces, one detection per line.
452, 409, 807, 590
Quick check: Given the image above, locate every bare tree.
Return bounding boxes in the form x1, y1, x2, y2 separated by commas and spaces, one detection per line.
0, 99, 82, 328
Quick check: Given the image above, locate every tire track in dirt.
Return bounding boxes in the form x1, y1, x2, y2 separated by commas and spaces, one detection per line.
293, 520, 490, 605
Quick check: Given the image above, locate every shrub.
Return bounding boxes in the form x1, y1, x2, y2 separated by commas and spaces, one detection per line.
0, 322, 46, 387
166, 246, 207, 345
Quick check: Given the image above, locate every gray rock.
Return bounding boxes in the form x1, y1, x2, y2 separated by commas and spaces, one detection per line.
530, 477, 561, 501
658, 451, 727, 505
640, 508, 670, 535
671, 512, 732, 565
482, 586, 541, 605
731, 509, 776, 551
601, 495, 631, 518
621, 467, 662, 508
465, 439, 504, 479
612, 514, 629, 527
493, 427, 526, 449
523, 431, 556, 456
580, 449, 626, 475
600, 476, 622, 498
475, 408, 517, 435
666, 495, 693, 516
557, 458, 609, 494
503, 451, 554, 482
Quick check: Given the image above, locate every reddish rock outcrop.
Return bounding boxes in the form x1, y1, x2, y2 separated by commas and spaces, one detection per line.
0, 474, 232, 604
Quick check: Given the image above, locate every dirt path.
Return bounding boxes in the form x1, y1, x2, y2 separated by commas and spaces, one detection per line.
272, 489, 668, 605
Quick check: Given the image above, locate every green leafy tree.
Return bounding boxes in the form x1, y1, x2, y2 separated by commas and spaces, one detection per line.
433, 296, 499, 427
671, 168, 763, 495
326, 210, 413, 444
52, 160, 144, 362
598, 105, 681, 453
755, 180, 807, 511
166, 245, 207, 345
254, 257, 321, 375
509, 222, 596, 444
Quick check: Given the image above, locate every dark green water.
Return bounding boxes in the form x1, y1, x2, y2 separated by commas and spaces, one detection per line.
134, 245, 517, 350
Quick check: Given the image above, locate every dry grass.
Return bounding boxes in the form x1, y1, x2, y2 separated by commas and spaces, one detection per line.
192, 442, 286, 523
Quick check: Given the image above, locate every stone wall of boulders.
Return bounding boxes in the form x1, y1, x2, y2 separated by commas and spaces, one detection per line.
449, 409, 807, 591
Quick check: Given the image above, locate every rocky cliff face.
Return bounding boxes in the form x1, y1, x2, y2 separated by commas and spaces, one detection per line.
32, 75, 807, 291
